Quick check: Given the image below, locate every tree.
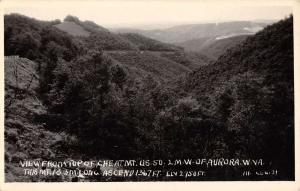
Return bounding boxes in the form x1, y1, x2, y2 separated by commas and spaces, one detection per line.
10, 32, 41, 59
111, 64, 127, 89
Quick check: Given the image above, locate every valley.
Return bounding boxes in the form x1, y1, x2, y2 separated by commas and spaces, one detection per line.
4, 13, 294, 181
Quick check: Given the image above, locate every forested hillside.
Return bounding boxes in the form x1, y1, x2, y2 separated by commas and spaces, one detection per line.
4, 14, 294, 181
180, 17, 294, 179
120, 33, 181, 51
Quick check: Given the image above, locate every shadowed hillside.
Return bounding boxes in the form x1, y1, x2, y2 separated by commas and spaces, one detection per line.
184, 17, 293, 95
178, 16, 294, 179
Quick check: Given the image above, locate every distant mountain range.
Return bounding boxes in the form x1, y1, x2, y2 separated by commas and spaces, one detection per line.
113, 21, 275, 60
112, 21, 273, 43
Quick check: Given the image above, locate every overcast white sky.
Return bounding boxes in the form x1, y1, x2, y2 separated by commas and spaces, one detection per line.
3, 0, 293, 29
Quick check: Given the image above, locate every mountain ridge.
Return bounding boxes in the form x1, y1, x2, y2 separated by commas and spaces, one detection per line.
113, 21, 271, 43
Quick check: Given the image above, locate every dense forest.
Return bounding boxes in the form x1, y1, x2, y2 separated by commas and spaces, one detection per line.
4, 14, 294, 181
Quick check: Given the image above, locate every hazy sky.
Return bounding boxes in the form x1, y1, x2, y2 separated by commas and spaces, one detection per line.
3, 0, 293, 29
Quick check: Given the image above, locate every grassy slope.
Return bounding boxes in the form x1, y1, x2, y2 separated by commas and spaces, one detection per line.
55, 20, 137, 50
55, 21, 90, 37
